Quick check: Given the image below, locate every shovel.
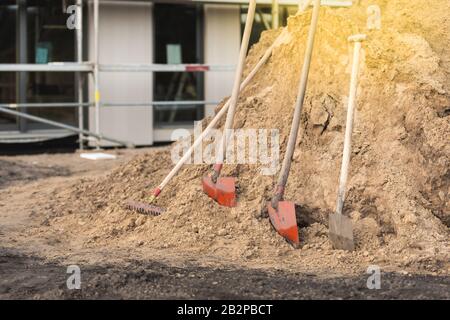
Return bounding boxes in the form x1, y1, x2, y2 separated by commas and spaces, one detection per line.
202, 0, 256, 208
266, 0, 321, 247
329, 34, 366, 251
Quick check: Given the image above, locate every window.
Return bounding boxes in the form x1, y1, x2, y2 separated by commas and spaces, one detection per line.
0, 0, 77, 132
27, 0, 77, 129
153, 3, 204, 127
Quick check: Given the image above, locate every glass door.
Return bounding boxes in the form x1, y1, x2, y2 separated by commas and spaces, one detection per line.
153, 3, 204, 127
27, 0, 76, 130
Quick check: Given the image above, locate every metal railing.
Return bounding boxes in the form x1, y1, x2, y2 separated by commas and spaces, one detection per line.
0, 107, 134, 148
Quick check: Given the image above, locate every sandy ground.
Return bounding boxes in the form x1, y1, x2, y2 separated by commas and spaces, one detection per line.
0, 148, 448, 299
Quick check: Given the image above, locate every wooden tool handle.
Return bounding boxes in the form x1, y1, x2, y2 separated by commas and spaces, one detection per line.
336, 36, 365, 216
216, 0, 257, 165
272, 0, 321, 208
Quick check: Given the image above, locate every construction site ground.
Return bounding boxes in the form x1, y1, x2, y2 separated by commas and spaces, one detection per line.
2, 0, 450, 300
0, 148, 448, 299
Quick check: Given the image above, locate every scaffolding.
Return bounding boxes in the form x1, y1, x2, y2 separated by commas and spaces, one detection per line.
0, 0, 352, 149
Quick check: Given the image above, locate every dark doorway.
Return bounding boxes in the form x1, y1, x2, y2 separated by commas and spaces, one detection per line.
153, 3, 204, 127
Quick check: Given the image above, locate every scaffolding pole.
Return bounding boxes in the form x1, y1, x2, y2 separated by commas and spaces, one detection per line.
16, 0, 28, 132
93, 0, 100, 146
0, 63, 93, 72
0, 101, 217, 108
103, 101, 220, 107
76, 0, 84, 150
193, 0, 351, 6
0, 107, 134, 148
99, 64, 234, 72
272, 0, 279, 29
0, 102, 93, 108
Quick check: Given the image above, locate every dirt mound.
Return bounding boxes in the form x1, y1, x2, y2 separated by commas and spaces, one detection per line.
34, 1, 449, 273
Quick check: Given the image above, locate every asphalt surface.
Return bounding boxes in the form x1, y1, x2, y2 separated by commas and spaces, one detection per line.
1, 249, 448, 300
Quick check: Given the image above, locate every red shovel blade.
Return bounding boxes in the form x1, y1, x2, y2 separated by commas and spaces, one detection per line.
267, 201, 299, 247
202, 176, 237, 207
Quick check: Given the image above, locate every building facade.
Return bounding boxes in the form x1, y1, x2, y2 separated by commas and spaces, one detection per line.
0, 0, 350, 146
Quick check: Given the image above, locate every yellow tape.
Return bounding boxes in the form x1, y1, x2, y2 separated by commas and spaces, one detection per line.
95, 90, 100, 103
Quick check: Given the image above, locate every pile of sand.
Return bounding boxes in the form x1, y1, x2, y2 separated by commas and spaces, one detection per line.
34, 0, 449, 273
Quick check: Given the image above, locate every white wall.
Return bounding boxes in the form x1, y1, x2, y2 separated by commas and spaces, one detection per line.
88, 1, 153, 147
87, 2, 241, 146
204, 4, 240, 118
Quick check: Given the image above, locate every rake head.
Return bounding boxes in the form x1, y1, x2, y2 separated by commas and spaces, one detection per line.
125, 200, 165, 216
267, 201, 299, 247
202, 176, 237, 207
